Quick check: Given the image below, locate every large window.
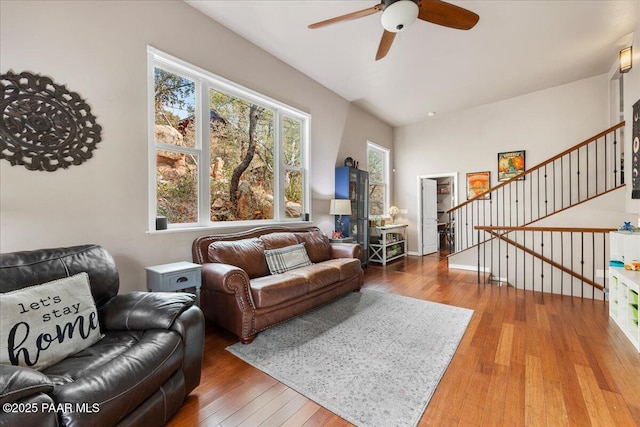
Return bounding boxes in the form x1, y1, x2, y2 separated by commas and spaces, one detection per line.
149, 47, 310, 230
367, 142, 389, 217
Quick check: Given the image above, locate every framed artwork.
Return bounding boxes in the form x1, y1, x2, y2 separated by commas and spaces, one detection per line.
467, 171, 491, 200
497, 150, 526, 182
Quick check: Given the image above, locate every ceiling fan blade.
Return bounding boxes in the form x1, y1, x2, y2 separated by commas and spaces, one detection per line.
418, 0, 479, 30
308, 4, 383, 29
376, 30, 396, 61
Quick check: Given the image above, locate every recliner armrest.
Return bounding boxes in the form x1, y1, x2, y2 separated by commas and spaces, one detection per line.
171, 305, 205, 394
0, 364, 53, 405
100, 291, 195, 331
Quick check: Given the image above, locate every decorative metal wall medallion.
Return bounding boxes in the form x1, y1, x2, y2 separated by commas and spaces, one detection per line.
0, 70, 102, 171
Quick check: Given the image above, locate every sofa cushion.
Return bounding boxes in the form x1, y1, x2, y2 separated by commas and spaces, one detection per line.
45, 329, 183, 426
264, 243, 312, 275
259, 232, 298, 250
250, 273, 309, 308
288, 264, 341, 292
0, 272, 103, 371
294, 229, 332, 263
319, 258, 363, 281
208, 238, 269, 279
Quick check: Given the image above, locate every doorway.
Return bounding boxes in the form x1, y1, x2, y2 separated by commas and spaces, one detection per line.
417, 173, 457, 256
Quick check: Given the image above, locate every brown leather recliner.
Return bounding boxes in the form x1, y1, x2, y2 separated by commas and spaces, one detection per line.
0, 244, 205, 427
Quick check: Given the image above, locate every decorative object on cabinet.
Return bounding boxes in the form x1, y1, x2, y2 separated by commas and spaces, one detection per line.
344, 157, 354, 167
335, 166, 369, 266
388, 205, 400, 223
610, 231, 640, 351
369, 224, 408, 265
329, 198, 352, 238
466, 171, 491, 200
618, 221, 638, 232
497, 150, 525, 181
0, 70, 102, 171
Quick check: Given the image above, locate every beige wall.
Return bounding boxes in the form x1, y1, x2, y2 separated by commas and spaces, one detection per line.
394, 74, 632, 254
0, 0, 392, 292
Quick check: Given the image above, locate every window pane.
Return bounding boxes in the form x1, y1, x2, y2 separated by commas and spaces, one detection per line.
154, 68, 196, 148
285, 170, 303, 218
368, 148, 384, 183
283, 116, 301, 167
209, 89, 275, 221
369, 184, 385, 216
156, 149, 198, 224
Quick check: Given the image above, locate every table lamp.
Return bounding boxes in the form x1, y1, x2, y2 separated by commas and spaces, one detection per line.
329, 199, 352, 237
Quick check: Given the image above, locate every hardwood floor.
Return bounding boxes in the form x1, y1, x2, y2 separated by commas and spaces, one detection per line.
168, 254, 640, 426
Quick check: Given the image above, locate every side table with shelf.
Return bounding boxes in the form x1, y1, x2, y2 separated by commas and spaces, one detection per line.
146, 261, 202, 304
369, 224, 408, 266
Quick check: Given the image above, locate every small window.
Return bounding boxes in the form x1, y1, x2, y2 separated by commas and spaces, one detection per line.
149, 47, 310, 230
367, 142, 390, 217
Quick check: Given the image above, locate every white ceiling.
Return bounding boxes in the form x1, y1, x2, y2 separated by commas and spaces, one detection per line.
185, 0, 639, 127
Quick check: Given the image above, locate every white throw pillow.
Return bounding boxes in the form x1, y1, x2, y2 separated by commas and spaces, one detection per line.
0, 272, 103, 371
264, 243, 312, 275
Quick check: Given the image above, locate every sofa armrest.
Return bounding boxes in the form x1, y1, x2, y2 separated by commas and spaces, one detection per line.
0, 364, 53, 405
100, 292, 195, 331
330, 243, 362, 260
201, 263, 256, 308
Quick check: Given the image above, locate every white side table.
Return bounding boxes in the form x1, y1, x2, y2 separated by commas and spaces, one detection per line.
145, 261, 202, 304
369, 224, 408, 265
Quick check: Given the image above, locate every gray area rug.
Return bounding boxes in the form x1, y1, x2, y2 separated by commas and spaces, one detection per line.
227, 290, 474, 427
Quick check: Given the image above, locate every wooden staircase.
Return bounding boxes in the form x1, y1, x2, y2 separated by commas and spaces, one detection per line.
445, 122, 626, 299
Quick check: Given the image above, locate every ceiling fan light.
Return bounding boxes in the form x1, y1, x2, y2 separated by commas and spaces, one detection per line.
381, 0, 419, 33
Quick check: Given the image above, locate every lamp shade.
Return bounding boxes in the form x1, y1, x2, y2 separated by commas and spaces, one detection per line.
329, 199, 352, 215
620, 46, 632, 73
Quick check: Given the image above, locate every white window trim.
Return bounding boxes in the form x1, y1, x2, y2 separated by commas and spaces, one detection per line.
367, 141, 390, 218
147, 46, 311, 233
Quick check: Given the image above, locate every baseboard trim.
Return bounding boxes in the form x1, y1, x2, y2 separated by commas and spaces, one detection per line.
449, 263, 490, 273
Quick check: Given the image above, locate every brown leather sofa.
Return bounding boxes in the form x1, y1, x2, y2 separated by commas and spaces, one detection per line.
192, 226, 363, 343
0, 244, 204, 426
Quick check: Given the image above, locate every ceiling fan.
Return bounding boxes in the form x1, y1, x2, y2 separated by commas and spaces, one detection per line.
308, 0, 479, 61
